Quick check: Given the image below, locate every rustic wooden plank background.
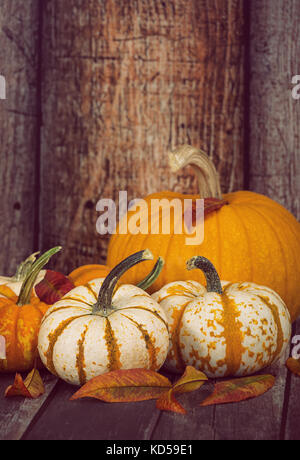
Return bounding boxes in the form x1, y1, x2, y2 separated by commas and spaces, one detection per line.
248, 0, 300, 219
0, 0, 299, 441
39, 0, 245, 274
0, 0, 40, 275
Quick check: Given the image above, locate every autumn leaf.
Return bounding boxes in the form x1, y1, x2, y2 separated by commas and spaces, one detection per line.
35, 269, 74, 304
286, 357, 300, 377
156, 389, 187, 414
5, 368, 45, 399
172, 366, 208, 394
156, 366, 208, 414
70, 368, 172, 403
200, 374, 275, 407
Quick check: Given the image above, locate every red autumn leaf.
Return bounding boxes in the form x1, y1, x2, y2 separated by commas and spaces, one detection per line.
5, 368, 45, 399
286, 357, 300, 377
70, 368, 172, 403
156, 366, 208, 414
156, 389, 187, 414
35, 269, 75, 304
200, 374, 275, 407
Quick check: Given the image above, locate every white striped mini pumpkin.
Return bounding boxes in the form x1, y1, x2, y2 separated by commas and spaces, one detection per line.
38, 250, 169, 386
152, 256, 291, 378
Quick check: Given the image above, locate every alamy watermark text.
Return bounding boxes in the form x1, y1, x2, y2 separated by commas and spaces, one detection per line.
0, 75, 6, 100
292, 75, 300, 100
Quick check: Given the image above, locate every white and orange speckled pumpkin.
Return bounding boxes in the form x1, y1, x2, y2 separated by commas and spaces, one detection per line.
0, 252, 46, 298
38, 250, 169, 386
152, 256, 291, 378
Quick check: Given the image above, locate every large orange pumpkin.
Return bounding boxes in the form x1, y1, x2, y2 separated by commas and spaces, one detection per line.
107, 145, 300, 322
0, 247, 61, 372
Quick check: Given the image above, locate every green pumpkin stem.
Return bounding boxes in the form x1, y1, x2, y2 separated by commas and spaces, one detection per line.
13, 252, 40, 282
17, 247, 62, 306
137, 257, 164, 291
93, 249, 154, 315
186, 256, 223, 294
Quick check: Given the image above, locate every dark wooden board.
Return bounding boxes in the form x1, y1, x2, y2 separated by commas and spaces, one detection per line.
150, 384, 216, 440
248, 0, 300, 220
0, 370, 58, 441
0, 0, 40, 274
22, 378, 161, 441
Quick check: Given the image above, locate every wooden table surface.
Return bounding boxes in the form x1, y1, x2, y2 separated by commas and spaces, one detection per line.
0, 319, 299, 441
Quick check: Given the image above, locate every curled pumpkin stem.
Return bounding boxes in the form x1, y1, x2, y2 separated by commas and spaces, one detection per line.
168, 145, 222, 199
186, 256, 223, 294
94, 249, 154, 315
17, 247, 62, 306
137, 257, 164, 291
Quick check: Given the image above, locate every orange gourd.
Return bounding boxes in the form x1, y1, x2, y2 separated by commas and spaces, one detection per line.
0, 247, 61, 373
69, 265, 110, 287
107, 145, 300, 322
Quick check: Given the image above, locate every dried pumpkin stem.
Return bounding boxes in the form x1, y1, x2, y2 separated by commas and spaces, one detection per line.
13, 252, 40, 282
168, 145, 222, 199
137, 257, 164, 291
94, 249, 154, 315
186, 256, 223, 294
17, 247, 62, 306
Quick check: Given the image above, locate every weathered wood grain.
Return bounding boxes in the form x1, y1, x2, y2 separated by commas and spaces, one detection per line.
248, 0, 300, 219
151, 383, 216, 440
39, 0, 245, 273
0, 0, 40, 274
22, 378, 161, 440
0, 371, 58, 441
0, 2, 60, 442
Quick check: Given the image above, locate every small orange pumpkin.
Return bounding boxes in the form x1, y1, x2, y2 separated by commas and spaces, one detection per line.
69, 258, 164, 291
69, 264, 110, 287
0, 247, 61, 373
